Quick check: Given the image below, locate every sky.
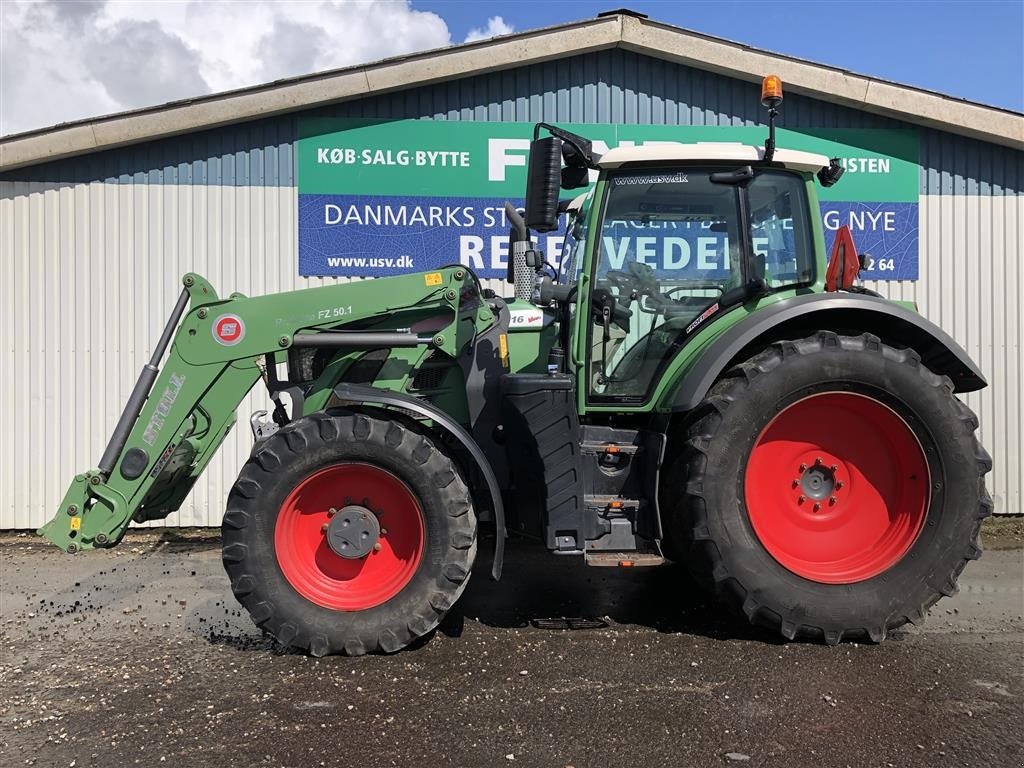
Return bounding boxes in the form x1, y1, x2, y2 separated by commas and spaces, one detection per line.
1, 0, 1022, 137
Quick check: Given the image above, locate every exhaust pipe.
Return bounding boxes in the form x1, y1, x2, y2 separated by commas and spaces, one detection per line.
504, 202, 534, 303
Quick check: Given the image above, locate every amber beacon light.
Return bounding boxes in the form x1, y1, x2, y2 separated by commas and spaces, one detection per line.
760, 75, 783, 161
761, 74, 784, 107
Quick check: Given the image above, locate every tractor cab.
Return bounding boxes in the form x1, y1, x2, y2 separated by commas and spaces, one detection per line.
551, 144, 829, 402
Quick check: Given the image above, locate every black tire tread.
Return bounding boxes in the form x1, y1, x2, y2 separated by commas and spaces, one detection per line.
222, 410, 477, 656
673, 331, 992, 645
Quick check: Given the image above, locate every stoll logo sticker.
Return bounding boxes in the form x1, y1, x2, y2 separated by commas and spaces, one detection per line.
212, 314, 246, 346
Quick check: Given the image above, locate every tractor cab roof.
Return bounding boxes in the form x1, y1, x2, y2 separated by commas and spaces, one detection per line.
597, 142, 830, 173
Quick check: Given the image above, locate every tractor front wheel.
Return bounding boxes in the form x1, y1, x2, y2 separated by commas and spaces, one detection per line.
671, 332, 991, 644
222, 410, 476, 656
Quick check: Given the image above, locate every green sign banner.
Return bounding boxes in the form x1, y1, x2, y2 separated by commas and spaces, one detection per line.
298, 119, 919, 278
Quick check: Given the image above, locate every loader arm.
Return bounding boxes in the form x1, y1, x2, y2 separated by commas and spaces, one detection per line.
40, 268, 470, 553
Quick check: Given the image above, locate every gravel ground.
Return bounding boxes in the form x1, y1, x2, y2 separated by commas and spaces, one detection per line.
1, 527, 1021, 768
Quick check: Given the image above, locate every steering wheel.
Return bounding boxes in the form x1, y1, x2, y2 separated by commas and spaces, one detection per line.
605, 261, 660, 295
605, 269, 634, 291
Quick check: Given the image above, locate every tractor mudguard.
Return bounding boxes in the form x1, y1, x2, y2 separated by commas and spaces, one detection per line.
670, 292, 987, 412
330, 382, 506, 580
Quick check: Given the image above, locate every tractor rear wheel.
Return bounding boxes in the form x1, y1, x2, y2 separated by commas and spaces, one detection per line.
671, 331, 992, 644
222, 410, 476, 656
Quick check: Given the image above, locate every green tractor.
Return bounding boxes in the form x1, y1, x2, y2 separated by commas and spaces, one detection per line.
40, 77, 991, 655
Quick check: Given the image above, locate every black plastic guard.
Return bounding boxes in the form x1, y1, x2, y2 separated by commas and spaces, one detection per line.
500, 374, 583, 549
331, 383, 506, 580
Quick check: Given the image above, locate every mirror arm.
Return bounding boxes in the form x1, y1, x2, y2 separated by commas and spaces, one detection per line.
534, 122, 601, 168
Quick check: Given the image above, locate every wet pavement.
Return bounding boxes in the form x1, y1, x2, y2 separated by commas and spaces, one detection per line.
1, 530, 1021, 768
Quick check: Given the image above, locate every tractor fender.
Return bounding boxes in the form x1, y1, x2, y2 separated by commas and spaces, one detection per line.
330, 382, 506, 580
670, 292, 987, 412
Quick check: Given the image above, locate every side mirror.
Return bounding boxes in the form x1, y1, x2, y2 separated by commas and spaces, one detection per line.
817, 158, 845, 187
560, 141, 592, 190
524, 137, 562, 233
560, 165, 590, 190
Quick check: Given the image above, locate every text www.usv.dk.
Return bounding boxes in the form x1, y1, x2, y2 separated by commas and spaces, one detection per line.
326, 255, 415, 268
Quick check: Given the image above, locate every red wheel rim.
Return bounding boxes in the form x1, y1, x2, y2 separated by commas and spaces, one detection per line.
745, 392, 929, 584
274, 463, 424, 610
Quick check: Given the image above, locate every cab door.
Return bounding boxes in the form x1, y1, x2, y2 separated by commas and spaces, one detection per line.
578, 168, 745, 407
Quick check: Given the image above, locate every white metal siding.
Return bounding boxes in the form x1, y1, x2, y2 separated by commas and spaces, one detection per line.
853, 194, 1023, 516
0, 182, 1020, 527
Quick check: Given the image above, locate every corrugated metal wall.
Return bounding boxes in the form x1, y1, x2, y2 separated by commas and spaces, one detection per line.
1, 49, 1021, 527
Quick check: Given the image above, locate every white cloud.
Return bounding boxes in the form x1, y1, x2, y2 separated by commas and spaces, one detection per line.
0, 0, 453, 136
464, 15, 514, 43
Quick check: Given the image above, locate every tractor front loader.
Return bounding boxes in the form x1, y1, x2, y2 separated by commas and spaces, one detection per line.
40, 77, 992, 656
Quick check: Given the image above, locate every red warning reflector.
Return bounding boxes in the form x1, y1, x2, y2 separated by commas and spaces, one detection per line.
825, 225, 860, 292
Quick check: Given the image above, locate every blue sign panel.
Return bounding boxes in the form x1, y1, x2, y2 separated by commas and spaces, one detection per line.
299, 195, 919, 281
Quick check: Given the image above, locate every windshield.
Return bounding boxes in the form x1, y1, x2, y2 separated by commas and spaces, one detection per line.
588, 167, 813, 401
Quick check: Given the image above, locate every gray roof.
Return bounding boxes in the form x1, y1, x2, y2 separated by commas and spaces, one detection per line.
2, 10, 1022, 170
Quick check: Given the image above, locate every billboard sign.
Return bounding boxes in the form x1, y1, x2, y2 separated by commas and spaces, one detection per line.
298, 119, 919, 280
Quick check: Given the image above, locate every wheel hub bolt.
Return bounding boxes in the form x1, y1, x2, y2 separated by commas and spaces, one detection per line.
813, 503, 821, 512
830, 464, 838, 472
327, 507, 337, 517
798, 495, 806, 504
836, 481, 844, 490
829, 496, 837, 505
799, 463, 807, 471
815, 457, 823, 465
372, 543, 382, 553
321, 523, 329, 533
380, 528, 387, 535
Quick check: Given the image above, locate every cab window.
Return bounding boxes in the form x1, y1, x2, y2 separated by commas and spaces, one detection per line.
748, 171, 814, 289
